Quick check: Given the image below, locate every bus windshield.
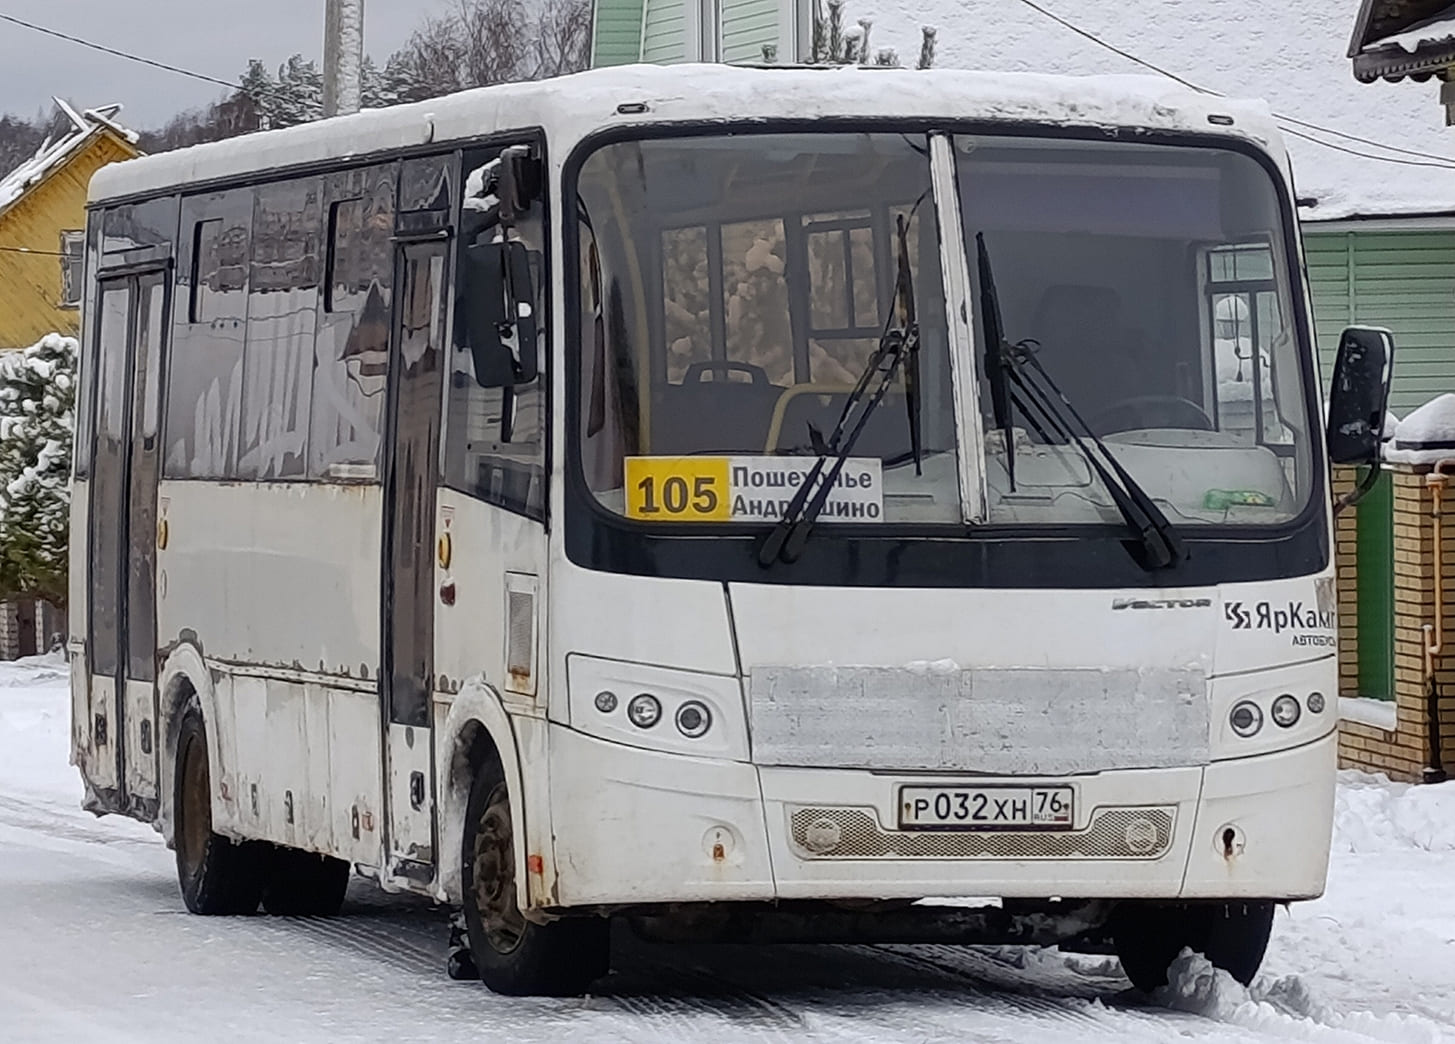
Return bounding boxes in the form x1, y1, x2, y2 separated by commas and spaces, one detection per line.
572, 130, 1315, 530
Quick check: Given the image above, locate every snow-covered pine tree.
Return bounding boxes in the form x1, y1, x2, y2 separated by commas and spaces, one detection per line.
274, 55, 325, 127
0, 334, 75, 611
360, 55, 393, 108
239, 59, 280, 130
382, 51, 428, 106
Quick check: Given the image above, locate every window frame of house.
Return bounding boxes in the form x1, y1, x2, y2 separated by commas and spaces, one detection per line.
59, 229, 85, 309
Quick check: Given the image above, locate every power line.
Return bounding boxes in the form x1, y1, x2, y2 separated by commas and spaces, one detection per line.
0, 12, 239, 92
1280, 125, 1455, 171
1009, 0, 1455, 173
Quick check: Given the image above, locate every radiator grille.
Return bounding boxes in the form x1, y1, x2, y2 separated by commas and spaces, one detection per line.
789, 806, 1175, 860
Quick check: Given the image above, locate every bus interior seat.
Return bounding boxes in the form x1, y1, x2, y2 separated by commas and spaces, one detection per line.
652, 360, 782, 454
769, 387, 910, 459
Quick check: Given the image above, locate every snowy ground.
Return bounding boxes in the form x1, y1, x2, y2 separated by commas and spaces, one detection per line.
1, 655, 1452, 1043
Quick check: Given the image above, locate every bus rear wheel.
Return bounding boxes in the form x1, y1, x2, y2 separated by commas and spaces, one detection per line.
174, 707, 267, 915
1112, 900, 1275, 993
262, 847, 351, 916
461, 762, 609, 996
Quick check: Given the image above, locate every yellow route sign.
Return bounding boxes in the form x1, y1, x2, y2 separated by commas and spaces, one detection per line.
622, 456, 883, 523
624, 457, 732, 521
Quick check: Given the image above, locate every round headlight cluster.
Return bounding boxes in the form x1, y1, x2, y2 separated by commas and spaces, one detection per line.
1230, 700, 1263, 737
596, 689, 715, 740
1229, 690, 1326, 739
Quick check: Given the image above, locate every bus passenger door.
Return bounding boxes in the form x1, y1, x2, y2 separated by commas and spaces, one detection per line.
87, 269, 168, 811
380, 237, 449, 880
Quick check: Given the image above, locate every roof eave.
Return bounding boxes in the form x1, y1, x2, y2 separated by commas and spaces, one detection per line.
0, 125, 138, 225
1352, 43, 1455, 82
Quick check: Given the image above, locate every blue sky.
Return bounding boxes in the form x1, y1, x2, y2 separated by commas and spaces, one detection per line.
0, 0, 426, 127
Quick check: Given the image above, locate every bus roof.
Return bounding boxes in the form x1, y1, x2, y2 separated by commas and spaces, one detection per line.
88, 63, 1283, 205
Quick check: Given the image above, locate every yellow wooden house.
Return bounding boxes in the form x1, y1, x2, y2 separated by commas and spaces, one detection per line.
0, 100, 140, 351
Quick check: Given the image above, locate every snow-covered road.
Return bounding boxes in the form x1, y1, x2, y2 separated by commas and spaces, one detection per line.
1, 655, 1451, 1043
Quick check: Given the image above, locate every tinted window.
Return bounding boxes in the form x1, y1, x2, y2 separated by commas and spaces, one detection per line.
238, 179, 321, 479
310, 165, 395, 480
166, 191, 250, 478
443, 146, 546, 519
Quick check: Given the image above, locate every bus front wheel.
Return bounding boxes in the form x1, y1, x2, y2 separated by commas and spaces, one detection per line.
1112, 900, 1275, 993
461, 760, 609, 996
173, 707, 268, 915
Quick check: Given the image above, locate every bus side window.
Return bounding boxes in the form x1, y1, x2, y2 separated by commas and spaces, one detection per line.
165, 191, 251, 479
308, 164, 396, 481
442, 146, 546, 519
237, 178, 321, 481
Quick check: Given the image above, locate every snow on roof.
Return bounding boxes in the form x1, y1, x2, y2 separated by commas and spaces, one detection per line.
89, 63, 1283, 205
0, 101, 137, 218
1366, 14, 1455, 55
835, 0, 1455, 221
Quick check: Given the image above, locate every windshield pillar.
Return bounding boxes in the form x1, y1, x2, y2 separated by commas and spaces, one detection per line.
929, 132, 987, 524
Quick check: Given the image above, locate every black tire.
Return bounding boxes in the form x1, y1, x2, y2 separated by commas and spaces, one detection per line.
1112, 901, 1275, 992
262, 847, 351, 916
461, 757, 609, 996
173, 707, 267, 915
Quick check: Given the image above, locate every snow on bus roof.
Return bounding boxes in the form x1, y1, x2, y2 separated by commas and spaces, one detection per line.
88, 64, 1281, 205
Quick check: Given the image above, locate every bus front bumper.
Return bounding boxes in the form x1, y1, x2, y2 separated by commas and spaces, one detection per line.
545, 726, 1335, 908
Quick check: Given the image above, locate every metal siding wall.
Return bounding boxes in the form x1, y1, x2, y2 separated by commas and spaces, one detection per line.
1305, 228, 1455, 415
1303, 231, 1352, 390
592, 0, 648, 66
642, 0, 688, 63
720, 0, 781, 62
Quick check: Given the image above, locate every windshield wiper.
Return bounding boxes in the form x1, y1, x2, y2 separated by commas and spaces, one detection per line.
758, 213, 920, 567
975, 233, 1016, 491
976, 237, 1185, 571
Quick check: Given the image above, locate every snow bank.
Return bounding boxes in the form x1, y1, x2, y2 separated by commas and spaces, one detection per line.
1384, 394, 1455, 465
0, 652, 77, 803
1160, 951, 1446, 1042
1331, 769, 1455, 855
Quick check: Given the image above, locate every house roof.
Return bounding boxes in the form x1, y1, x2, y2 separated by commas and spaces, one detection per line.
0, 100, 139, 219
835, 0, 1455, 221
1349, 0, 1455, 83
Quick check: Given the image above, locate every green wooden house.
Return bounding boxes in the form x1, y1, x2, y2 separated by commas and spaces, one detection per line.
593, 0, 803, 66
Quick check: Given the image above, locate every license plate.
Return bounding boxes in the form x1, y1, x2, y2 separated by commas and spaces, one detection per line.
899, 785, 1075, 830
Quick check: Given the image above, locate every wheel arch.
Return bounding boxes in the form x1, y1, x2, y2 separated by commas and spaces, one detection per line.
156, 640, 222, 848
435, 681, 533, 908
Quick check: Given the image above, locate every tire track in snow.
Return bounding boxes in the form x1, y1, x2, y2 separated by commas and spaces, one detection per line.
604, 960, 805, 1038
841, 943, 1181, 1035
597, 935, 807, 1039
255, 906, 448, 976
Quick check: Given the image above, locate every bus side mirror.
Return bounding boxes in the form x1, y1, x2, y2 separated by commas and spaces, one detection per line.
1327, 326, 1393, 466
462, 240, 538, 388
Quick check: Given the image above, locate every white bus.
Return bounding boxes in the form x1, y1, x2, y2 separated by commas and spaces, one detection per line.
71, 64, 1392, 997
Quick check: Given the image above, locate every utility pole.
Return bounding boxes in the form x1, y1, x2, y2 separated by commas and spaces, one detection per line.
322, 0, 365, 118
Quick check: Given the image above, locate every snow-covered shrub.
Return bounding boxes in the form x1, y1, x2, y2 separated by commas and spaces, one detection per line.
0, 334, 75, 609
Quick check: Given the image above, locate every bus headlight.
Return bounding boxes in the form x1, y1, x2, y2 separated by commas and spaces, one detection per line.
567, 654, 748, 759
1229, 700, 1263, 737
1271, 694, 1301, 728
1307, 691, 1326, 714
675, 700, 712, 738
627, 694, 662, 729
